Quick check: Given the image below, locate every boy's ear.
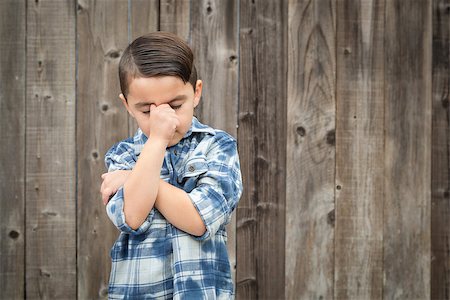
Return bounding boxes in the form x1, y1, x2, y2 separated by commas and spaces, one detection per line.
193, 80, 202, 108
119, 93, 134, 118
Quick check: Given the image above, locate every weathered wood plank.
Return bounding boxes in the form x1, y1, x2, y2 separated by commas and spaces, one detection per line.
191, 0, 238, 136
190, 0, 239, 286
286, 0, 336, 298
128, 0, 159, 135
431, 0, 450, 298
76, 0, 129, 298
384, 0, 432, 298
130, 0, 159, 40
159, 0, 191, 41
0, 0, 26, 298
237, 1, 287, 299
334, 0, 385, 298
25, 0, 76, 298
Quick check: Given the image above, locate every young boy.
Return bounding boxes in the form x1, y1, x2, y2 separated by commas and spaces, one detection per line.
100, 32, 243, 299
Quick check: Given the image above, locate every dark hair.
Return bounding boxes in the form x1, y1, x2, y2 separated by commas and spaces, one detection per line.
119, 31, 197, 99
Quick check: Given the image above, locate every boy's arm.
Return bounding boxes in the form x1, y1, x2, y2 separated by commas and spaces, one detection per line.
154, 180, 206, 236
121, 104, 179, 230
101, 171, 206, 236
121, 138, 166, 229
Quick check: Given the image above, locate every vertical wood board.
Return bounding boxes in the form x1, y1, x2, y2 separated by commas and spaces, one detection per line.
0, 1, 26, 298
334, 0, 385, 298
384, 0, 432, 298
77, 0, 129, 298
286, 0, 336, 298
431, 0, 450, 298
237, 0, 287, 299
25, 0, 77, 298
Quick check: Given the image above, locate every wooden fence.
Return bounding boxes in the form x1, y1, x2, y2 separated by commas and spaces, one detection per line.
0, 0, 448, 299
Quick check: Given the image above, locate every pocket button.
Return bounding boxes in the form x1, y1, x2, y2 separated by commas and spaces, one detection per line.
188, 165, 195, 172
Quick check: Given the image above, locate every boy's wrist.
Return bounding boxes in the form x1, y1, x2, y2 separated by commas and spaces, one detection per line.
144, 136, 169, 150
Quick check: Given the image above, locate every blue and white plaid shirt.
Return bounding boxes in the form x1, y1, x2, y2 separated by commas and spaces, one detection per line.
105, 117, 243, 299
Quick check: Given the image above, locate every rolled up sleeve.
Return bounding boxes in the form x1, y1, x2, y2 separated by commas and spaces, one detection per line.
104, 141, 154, 235
106, 187, 155, 235
188, 140, 243, 241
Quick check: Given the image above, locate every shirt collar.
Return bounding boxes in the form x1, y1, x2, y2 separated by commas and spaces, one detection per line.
132, 117, 215, 156
183, 117, 216, 139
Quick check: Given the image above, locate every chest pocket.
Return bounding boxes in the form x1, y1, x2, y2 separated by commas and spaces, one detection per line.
177, 156, 209, 192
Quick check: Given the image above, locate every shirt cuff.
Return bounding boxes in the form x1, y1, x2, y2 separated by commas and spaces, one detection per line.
106, 187, 155, 235
188, 185, 230, 241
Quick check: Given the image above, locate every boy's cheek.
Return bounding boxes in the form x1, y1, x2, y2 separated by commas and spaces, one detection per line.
135, 118, 151, 137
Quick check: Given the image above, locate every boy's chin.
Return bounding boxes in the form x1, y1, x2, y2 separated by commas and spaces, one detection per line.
167, 134, 182, 147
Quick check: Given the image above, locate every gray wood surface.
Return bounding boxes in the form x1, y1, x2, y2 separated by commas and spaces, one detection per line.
25, 0, 76, 298
286, 0, 336, 298
76, 0, 129, 298
237, 0, 287, 299
191, 0, 239, 136
431, 0, 450, 298
160, 0, 191, 41
384, 0, 432, 298
334, 0, 385, 298
1, 1, 449, 298
190, 0, 239, 285
0, 1, 25, 298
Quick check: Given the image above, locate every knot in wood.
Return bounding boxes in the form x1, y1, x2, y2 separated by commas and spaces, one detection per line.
296, 126, 306, 136
9, 230, 19, 239
101, 104, 109, 112
326, 129, 335, 145
327, 210, 335, 226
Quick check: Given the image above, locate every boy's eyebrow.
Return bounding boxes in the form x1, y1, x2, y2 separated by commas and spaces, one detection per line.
134, 95, 187, 108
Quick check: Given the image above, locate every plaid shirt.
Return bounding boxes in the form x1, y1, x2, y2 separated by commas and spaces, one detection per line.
105, 117, 243, 299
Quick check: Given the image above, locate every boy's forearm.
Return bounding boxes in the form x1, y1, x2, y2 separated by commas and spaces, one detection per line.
123, 138, 166, 229
155, 180, 206, 237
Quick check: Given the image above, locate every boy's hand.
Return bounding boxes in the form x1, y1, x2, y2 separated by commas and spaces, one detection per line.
100, 170, 132, 205
149, 104, 180, 145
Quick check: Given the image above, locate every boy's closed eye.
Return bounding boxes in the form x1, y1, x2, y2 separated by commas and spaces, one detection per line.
142, 103, 182, 114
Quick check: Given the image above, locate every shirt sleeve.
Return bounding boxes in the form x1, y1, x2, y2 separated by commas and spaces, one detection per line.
104, 141, 155, 235
187, 137, 243, 241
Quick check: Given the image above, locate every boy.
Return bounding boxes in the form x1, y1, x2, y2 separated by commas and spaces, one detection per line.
100, 32, 243, 299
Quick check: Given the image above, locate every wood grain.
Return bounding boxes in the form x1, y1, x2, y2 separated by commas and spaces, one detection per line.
384, 0, 432, 298
0, 0, 25, 298
25, 0, 76, 298
286, 0, 336, 298
160, 0, 191, 41
76, 0, 129, 298
431, 0, 450, 298
334, 0, 385, 298
190, 0, 239, 285
237, 0, 287, 299
1, 1, 449, 297
191, 0, 238, 136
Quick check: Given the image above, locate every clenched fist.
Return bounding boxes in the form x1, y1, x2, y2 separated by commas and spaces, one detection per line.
148, 104, 180, 146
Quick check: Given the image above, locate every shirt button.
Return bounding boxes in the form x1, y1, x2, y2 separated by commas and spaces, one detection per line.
188, 165, 195, 172
174, 149, 177, 155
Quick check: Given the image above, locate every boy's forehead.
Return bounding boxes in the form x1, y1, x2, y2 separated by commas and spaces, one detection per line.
128, 76, 191, 105
133, 94, 188, 107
